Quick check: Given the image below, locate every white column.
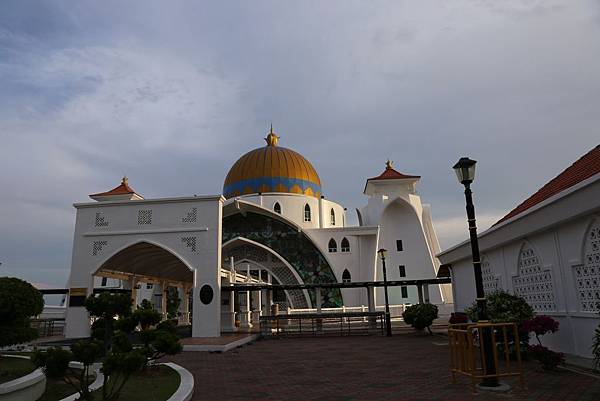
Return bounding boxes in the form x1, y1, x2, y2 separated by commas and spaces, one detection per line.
417, 284, 424, 304
367, 286, 376, 312
315, 287, 322, 313
129, 277, 138, 309
239, 290, 253, 330
423, 284, 430, 304
251, 289, 262, 325
161, 281, 168, 319
181, 285, 190, 325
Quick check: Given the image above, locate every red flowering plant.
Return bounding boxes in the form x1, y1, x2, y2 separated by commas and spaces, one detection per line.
522, 315, 564, 370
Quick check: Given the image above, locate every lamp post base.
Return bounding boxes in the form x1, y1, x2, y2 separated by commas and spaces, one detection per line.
385, 312, 392, 337
476, 381, 510, 392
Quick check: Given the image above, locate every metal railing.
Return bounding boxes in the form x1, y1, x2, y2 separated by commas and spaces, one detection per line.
260, 311, 385, 337
448, 322, 524, 391
31, 318, 66, 338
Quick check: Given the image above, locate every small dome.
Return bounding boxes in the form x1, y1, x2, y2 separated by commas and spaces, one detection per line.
223, 127, 322, 199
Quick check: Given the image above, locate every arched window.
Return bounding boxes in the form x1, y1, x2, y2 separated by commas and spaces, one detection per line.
512, 242, 555, 312
328, 238, 337, 253
304, 204, 311, 222
342, 269, 351, 283
341, 237, 350, 253
273, 202, 281, 214
575, 220, 600, 312
330, 208, 336, 226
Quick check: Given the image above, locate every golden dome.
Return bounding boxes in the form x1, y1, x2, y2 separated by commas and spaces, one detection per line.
223, 127, 322, 199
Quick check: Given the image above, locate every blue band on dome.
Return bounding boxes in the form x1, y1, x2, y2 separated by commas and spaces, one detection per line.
223, 177, 321, 198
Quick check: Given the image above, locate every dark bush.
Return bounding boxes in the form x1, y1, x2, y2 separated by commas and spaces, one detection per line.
449, 312, 469, 324
402, 303, 438, 334
465, 291, 534, 325
0, 277, 44, 348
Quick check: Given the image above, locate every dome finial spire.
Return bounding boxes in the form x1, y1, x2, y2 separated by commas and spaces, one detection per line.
385, 159, 394, 170
265, 124, 280, 146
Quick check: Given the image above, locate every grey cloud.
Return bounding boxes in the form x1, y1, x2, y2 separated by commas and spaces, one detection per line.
1, 0, 599, 287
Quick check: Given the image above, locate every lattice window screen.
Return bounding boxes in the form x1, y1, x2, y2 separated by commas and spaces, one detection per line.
575, 222, 600, 312
92, 241, 108, 256
481, 256, 500, 295
137, 210, 152, 225
94, 212, 109, 227
181, 237, 197, 252
181, 207, 197, 223
512, 244, 556, 312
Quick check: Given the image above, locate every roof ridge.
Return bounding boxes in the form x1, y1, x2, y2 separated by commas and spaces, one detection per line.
494, 143, 600, 226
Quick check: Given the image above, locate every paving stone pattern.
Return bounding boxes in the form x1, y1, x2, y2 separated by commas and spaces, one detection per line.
167, 334, 600, 401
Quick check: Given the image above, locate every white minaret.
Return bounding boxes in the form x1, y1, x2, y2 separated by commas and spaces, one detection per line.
359, 160, 452, 305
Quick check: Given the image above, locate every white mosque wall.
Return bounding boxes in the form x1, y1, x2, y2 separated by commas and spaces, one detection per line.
65, 196, 223, 339
231, 193, 346, 230
439, 178, 600, 358
304, 226, 379, 307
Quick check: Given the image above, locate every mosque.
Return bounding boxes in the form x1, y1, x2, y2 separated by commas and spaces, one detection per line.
64, 127, 451, 338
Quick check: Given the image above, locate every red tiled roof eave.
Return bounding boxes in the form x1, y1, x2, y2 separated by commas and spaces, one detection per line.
494, 144, 600, 226
367, 168, 421, 182
90, 183, 136, 197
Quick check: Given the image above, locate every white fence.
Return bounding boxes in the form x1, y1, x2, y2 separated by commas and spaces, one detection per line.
289, 303, 454, 321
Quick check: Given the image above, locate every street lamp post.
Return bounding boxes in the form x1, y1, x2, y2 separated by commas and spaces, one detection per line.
377, 248, 392, 337
453, 157, 499, 388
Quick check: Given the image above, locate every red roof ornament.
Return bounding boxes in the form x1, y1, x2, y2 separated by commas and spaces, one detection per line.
367, 159, 421, 181
89, 176, 143, 201
495, 144, 600, 226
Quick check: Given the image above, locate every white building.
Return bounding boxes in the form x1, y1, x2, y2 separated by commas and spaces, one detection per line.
438, 144, 600, 358
64, 127, 449, 338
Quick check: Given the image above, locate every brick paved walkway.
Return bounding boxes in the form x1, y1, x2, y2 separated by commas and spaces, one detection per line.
167, 334, 600, 401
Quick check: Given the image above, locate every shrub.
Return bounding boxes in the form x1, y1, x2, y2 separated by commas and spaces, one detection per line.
402, 303, 438, 334
0, 277, 44, 348
449, 312, 469, 324
465, 290, 534, 325
529, 344, 565, 370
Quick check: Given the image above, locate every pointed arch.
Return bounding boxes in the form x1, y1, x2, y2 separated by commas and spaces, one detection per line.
328, 238, 337, 253
575, 218, 600, 312
341, 237, 350, 253
273, 202, 282, 214
512, 241, 556, 312
304, 203, 311, 222
342, 269, 351, 283
330, 208, 336, 226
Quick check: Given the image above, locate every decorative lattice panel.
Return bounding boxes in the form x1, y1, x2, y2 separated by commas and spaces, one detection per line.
137, 209, 153, 225
575, 223, 600, 312
181, 207, 197, 223
481, 257, 500, 295
181, 237, 197, 252
92, 240, 108, 256
512, 244, 556, 312
94, 212, 109, 227
224, 245, 268, 263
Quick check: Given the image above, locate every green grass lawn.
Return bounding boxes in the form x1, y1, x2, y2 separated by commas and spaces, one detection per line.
92, 365, 180, 401
0, 356, 36, 384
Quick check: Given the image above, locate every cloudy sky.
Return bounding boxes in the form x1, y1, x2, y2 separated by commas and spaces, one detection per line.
0, 0, 599, 287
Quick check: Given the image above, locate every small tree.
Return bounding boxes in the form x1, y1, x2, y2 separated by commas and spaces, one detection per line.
523, 315, 564, 370
85, 292, 132, 351
0, 277, 44, 361
402, 303, 438, 334
33, 340, 104, 401
133, 299, 162, 331
34, 293, 151, 401
166, 287, 181, 320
